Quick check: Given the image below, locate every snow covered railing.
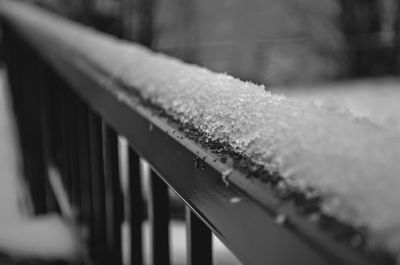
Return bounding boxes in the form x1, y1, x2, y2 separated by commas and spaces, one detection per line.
1, 1, 400, 265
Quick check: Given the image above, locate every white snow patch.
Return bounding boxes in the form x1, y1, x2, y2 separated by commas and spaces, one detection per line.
0, 215, 85, 261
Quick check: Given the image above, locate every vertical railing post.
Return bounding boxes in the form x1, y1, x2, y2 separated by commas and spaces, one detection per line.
149, 169, 170, 265
65, 89, 81, 215
37, 63, 59, 212
88, 111, 107, 263
186, 208, 213, 265
58, 82, 74, 214
103, 124, 123, 264
128, 148, 144, 265
75, 99, 92, 225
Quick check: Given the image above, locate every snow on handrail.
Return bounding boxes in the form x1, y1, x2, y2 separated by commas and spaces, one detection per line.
2, 0, 400, 262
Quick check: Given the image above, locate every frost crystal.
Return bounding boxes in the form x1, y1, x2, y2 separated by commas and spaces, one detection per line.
5, 1, 400, 261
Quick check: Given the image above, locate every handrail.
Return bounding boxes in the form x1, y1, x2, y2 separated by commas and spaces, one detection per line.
0, 1, 395, 265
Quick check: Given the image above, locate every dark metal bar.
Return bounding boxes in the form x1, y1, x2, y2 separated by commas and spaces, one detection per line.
88, 110, 107, 262
61, 87, 72, 197
186, 207, 212, 265
65, 89, 81, 216
149, 169, 170, 265
48, 71, 65, 173
102, 124, 123, 264
58, 81, 73, 210
37, 63, 59, 212
75, 99, 92, 224
128, 148, 144, 265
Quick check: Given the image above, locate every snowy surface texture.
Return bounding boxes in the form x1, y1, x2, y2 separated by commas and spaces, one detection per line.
278, 79, 400, 132
2, 0, 400, 260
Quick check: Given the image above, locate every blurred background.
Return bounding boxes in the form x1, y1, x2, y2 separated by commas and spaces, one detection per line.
25, 0, 400, 86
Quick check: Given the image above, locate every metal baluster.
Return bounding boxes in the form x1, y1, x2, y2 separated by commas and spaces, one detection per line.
64, 88, 73, 203
103, 124, 123, 264
37, 63, 59, 212
66, 90, 81, 217
24, 49, 47, 214
149, 169, 170, 265
88, 111, 107, 262
128, 148, 143, 265
76, 99, 92, 225
186, 208, 213, 265
58, 83, 73, 211
50, 73, 64, 174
